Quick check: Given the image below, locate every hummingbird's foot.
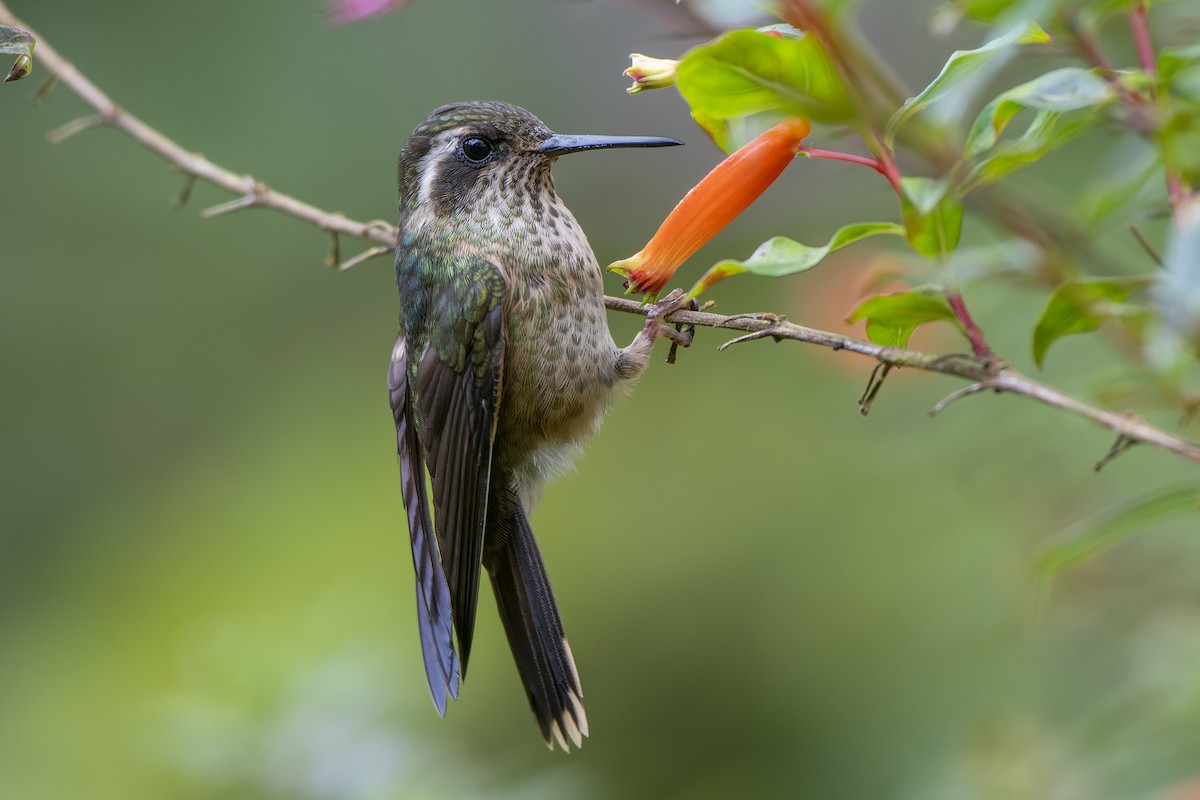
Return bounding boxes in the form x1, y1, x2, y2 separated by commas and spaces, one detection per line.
616, 290, 697, 378
644, 289, 693, 336
645, 290, 697, 364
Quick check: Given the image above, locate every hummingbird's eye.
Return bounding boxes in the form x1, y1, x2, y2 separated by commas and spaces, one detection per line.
461, 137, 493, 163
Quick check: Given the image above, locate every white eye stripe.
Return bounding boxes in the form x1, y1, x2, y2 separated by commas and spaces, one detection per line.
417, 138, 456, 205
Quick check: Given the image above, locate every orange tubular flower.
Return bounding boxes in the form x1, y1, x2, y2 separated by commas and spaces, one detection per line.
609, 116, 812, 298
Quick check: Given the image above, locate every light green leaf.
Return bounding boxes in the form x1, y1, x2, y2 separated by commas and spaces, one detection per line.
884, 19, 1050, 145
1036, 485, 1200, 577
675, 28, 853, 133
1032, 277, 1151, 367
0, 24, 34, 56
1158, 41, 1200, 84
900, 177, 962, 260
964, 68, 1114, 159
688, 222, 904, 298
961, 110, 1094, 192
1160, 107, 1200, 185
847, 287, 964, 348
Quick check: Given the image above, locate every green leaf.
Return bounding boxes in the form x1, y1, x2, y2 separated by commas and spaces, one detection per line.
1036, 485, 1200, 577
884, 19, 1051, 146
964, 68, 1114, 159
1032, 277, 1151, 367
1160, 106, 1200, 185
847, 287, 963, 348
1, 23, 34, 83
1158, 41, 1200, 84
0, 24, 35, 56
961, 110, 1095, 192
899, 177, 962, 260
933, 0, 1025, 25
675, 28, 853, 134
687, 222, 904, 298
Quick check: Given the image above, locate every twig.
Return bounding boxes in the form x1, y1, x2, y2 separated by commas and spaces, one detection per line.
1129, 223, 1162, 266
6, 1, 1200, 466
337, 244, 393, 272
0, 3, 397, 250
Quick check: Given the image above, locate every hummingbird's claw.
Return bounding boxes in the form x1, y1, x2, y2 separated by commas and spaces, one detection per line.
645, 290, 698, 363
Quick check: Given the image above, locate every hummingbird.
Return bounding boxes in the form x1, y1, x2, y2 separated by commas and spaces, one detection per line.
389, 101, 688, 750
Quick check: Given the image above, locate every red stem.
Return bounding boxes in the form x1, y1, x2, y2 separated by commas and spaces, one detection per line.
945, 290, 993, 361
1129, 2, 1156, 76
798, 146, 886, 175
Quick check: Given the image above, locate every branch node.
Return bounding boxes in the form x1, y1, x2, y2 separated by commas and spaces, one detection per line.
1094, 434, 1136, 472
337, 244, 393, 272
716, 311, 786, 329
858, 362, 893, 416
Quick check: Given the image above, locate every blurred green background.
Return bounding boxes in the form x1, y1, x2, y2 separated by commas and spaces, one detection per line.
3, 1, 1200, 798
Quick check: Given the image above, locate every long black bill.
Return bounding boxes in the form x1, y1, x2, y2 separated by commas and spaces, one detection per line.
537, 134, 682, 156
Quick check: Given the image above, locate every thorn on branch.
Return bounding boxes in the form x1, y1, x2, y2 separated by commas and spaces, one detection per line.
326, 231, 340, 268
174, 173, 196, 209
717, 325, 785, 352
1094, 434, 1136, 472
336, 244, 392, 272
202, 184, 266, 218
929, 381, 995, 416
1129, 223, 1162, 266
858, 362, 893, 416
32, 75, 58, 105
47, 113, 107, 143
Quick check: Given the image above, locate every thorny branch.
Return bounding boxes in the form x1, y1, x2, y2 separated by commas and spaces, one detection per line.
4, 2, 1200, 466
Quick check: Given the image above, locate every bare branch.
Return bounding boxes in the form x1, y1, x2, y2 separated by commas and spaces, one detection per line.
5, 1, 1200, 466
0, 3, 398, 250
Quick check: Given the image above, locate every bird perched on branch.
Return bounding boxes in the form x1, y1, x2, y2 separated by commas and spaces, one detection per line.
389, 101, 688, 750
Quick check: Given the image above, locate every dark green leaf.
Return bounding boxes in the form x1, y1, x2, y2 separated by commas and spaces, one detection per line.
899, 177, 962, 260
688, 222, 904, 297
847, 287, 963, 348
884, 19, 1050, 146
676, 28, 853, 135
1036, 485, 1200, 576
1032, 277, 1151, 367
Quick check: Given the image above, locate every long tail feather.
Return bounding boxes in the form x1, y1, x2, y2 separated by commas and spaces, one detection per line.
486, 489, 588, 750
391, 336, 460, 712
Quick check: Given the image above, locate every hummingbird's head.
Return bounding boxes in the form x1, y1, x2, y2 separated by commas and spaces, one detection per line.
397, 101, 680, 227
